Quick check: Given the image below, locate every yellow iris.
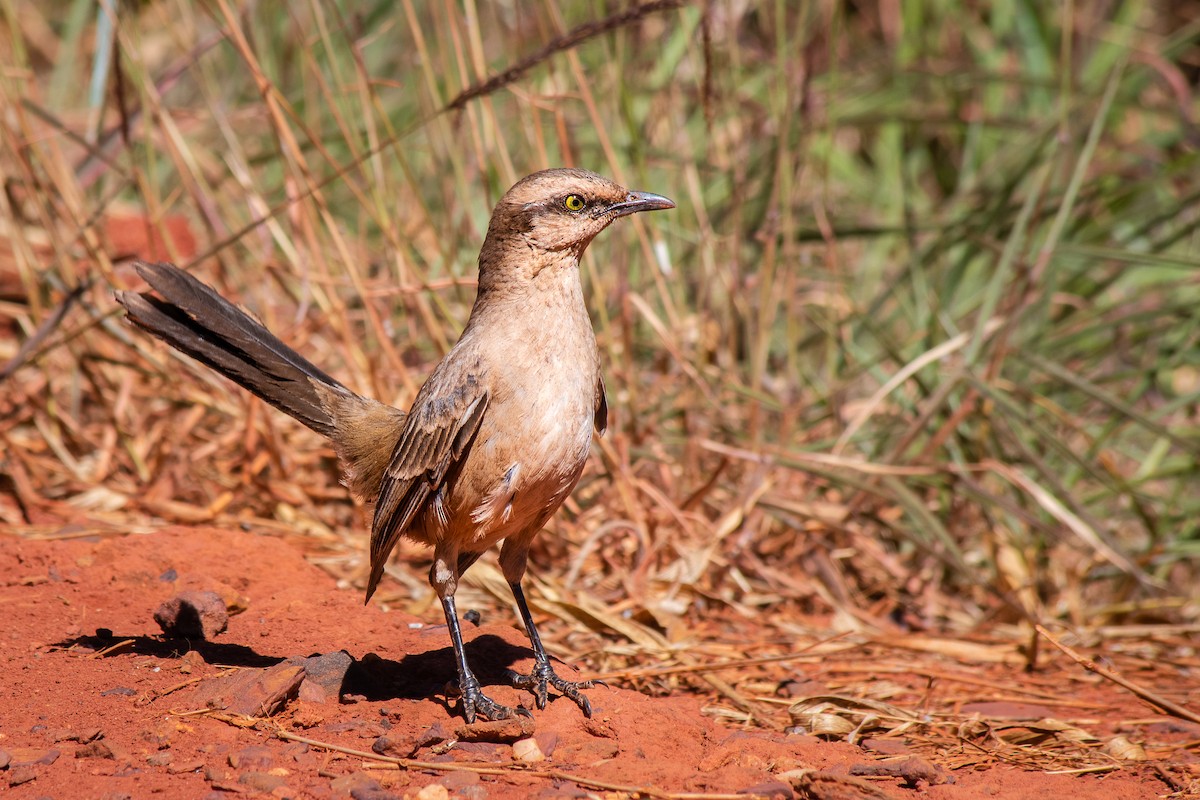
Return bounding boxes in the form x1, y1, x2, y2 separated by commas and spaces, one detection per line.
564, 194, 585, 212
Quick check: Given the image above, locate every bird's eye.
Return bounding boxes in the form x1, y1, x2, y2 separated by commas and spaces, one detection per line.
564, 194, 586, 212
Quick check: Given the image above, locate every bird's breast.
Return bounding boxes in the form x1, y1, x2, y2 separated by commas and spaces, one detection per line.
456, 310, 598, 546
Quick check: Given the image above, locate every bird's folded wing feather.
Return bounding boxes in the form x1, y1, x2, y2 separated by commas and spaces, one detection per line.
365, 378, 488, 599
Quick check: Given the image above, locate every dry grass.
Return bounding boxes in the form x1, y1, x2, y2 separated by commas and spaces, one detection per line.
2, 1, 1199, 779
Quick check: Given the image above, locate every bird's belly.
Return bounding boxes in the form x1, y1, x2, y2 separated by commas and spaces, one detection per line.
466, 407, 591, 543
427, 374, 600, 551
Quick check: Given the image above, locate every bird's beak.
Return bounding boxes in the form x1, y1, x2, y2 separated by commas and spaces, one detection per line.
609, 190, 676, 218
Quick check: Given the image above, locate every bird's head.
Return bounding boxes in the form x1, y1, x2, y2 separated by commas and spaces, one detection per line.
481, 169, 674, 273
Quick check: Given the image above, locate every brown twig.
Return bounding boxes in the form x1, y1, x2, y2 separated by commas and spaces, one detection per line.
444, 0, 685, 111
1036, 624, 1200, 725
0, 282, 89, 382
88, 638, 136, 659
275, 729, 771, 800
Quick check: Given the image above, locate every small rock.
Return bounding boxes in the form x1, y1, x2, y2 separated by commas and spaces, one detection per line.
10, 747, 60, 767
167, 761, 204, 774
228, 745, 274, 771
147, 752, 173, 767
180, 650, 206, 674
0, 749, 10, 769
141, 723, 173, 750
154, 590, 229, 640
101, 686, 137, 697
329, 771, 381, 795
75, 741, 115, 760
8, 765, 37, 786
204, 764, 233, 783
282, 743, 309, 761
351, 789, 402, 800
289, 702, 325, 729
371, 735, 410, 759
287, 651, 353, 704
534, 731, 559, 758
413, 722, 452, 749
414, 784, 450, 800
455, 716, 535, 743
239, 771, 285, 793
189, 662, 305, 717
160, 568, 178, 582
512, 737, 544, 763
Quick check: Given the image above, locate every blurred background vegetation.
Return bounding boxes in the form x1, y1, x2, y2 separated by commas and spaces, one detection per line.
1, 0, 1198, 686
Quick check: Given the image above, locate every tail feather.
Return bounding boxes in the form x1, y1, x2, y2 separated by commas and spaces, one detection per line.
116, 261, 345, 438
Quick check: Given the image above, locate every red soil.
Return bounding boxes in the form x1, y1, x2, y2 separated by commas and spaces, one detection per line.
0, 528, 1185, 799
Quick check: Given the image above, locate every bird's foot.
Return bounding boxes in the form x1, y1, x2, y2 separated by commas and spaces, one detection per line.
507, 661, 601, 716
449, 676, 531, 724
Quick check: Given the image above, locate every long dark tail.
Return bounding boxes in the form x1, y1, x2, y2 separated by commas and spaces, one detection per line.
116, 261, 347, 438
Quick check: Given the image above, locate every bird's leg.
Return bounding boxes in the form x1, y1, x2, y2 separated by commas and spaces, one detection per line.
499, 538, 599, 715
506, 580, 600, 716
432, 554, 526, 723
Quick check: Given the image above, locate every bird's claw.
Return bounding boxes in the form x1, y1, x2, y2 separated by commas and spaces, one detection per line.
450, 677, 529, 723
507, 663, 597, 716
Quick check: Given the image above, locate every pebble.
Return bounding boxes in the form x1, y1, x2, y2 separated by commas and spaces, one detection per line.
239, 770, 286, 793
286, 650, 353, 704
455, 716, 535, 743
371, 735, 411, 759
329, 771, 381, 796
188, 662, 305, 717
167, 761, 204, 774
75, 740, 115, 760
228, 745, 274, 771
414, 784, 450, 800
351, 788, 403, 800
8, 765, 37, 787
154, 590, 229, 640
512, 737, 545, 763
10, 747, 60, 767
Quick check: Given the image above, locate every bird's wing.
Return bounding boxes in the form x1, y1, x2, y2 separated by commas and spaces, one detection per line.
364, 375, 488, 600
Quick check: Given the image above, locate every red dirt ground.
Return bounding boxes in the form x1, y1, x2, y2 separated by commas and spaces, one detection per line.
0, 527, 1190, 799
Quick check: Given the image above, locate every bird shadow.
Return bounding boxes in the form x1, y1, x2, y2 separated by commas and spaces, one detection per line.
345, 633, 533, 702
53, 629, 281, 668
53, 628, 534, 704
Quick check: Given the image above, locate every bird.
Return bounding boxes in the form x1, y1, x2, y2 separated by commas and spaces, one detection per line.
115, 168, 674, 722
